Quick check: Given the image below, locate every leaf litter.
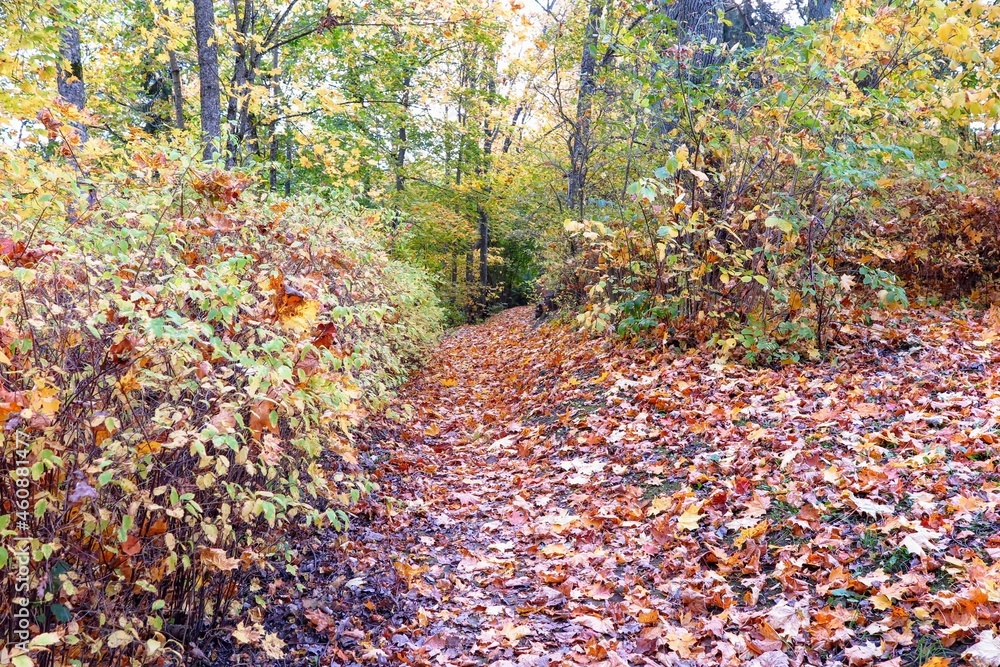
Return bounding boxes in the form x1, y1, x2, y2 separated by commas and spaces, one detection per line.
261, 305, 1000, 666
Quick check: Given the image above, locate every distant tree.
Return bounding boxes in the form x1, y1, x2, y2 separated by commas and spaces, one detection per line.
801, 0, 834, 22
58, 26, 87, 140
192, 0, 221, 160
723, 0, 786, 47
567, 0, 603, 220
665, 0, 723, 66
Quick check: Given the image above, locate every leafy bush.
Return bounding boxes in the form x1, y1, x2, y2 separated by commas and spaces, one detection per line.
864, 173, 1000, 300
0, 142, 441, 665
556, 0, 998, 362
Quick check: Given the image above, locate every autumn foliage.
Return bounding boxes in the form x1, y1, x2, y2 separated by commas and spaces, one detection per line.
0, 141, 442, 664
342, 307, 1000, 666
6, 0, 1000, 662
549, 0, 1000, 361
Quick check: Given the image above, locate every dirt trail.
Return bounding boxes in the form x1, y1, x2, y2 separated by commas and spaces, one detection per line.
286, 305, 1000, 667
376, 307, 617, 665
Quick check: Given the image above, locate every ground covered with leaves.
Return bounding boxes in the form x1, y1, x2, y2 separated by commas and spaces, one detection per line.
274, 305, 1000, 667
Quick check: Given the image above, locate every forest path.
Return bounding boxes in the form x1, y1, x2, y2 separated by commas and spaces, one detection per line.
331, 305, 1000, 667
369, 306, 651, 665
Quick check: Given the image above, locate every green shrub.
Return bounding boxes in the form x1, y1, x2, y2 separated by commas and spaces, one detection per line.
0, 149, 441, 665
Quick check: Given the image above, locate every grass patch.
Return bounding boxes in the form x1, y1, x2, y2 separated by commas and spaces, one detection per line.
882, 547, 913, 574
929, 569, 955, 593
642, 478, 684, 500
901, 634, 957, 667
768, 499, 798, 522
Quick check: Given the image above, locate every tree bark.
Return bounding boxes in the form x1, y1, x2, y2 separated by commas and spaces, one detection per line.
57, 25, 95, 211
192, 0, 222, 160
395, 74, 412, 193
58, 27, 87, 141
268, 48, 280, 190
284, 133, 293, 196
665, 0, 723, 67
567, 0, 602, 220
168, 49, 185, 130
804, 0, 834, 21
477, 203, 489, 287
226, 0, 258, 166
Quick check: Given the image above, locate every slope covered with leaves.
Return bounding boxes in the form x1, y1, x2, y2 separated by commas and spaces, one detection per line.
0, 149, 443, 665
292, 305, 1000, 666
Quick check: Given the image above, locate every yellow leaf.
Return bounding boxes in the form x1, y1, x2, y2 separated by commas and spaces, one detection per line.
590, 371, 609, 384
329, 437, 358, 465
499, 622, 532, 644
281, 298, 320, 332
675, 144, 690, 169
106, 630, 133, 649
638, 609, 660, 625
540, 543, 568, 557
200, 547, 240, 572
28, 632, 60, 648
677, 500, 704, 531
261, 632, 286, 659
733, 519, 769, 549
871, 594, 894, 611
30, 381, 60, 417
647, 496, 672, 517
135, 441, 162, 457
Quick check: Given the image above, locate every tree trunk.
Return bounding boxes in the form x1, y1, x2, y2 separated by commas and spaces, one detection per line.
58, 27, 87, 141
269, 134, 279, 190
192, 0, 221, 161
501, 103, 524, 155
226, 1, 252, 166
394, 72, 413, 193
154, 0, 186, 130
284, 133, 293, 196
477, 204, 489, 287
804, 0, 834, 21
567, 0, 602, 220
665, 0, 723, 67
168, 49, 185, 129
229, 0, 287, 166
268, 48, 280, 190
57, 25, 95, 211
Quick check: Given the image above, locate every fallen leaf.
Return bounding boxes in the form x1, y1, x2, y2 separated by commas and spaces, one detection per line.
677, 500, 705, 531
965, 631, 1000, 667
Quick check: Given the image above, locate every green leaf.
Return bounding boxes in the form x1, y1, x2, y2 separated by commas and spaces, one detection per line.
50, 603, 72, 623
260, 501, 276, 524
30, 632, 61, 647
764, 216, 794, 233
